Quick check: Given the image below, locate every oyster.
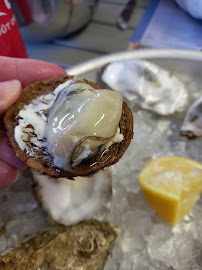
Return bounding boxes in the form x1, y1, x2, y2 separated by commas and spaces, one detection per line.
180, 96, 202, 138
0, 220, 118, 270
102, 60, 188, 115
32, 170, 112, 225
46, 78, 123, 171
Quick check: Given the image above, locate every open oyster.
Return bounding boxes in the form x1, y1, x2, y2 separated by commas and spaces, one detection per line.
32, 170, 112, 225
180, 96, 202, 139
0, 220, 118, 270
102, 60, 188, 115
46, 78, 123, 171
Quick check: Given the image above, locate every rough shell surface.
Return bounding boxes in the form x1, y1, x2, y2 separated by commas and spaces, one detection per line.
0, 220, 118, 270
180, 95, 202, 138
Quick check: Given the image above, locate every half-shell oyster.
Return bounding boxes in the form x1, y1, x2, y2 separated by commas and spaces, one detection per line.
180, 96, 202, 138
0, 220, 118, 270
102, 60, 188, 115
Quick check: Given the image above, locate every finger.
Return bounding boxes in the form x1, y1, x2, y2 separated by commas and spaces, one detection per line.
0, 80, 22, 116
0, 134, 27, 169
0, 161, 19, 190
0, 56, 66, 87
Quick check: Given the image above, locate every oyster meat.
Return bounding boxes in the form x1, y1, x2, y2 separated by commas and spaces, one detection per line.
180, 95, 202, 138
0, 220, 118, 270
102, 60, 188, 115
32, 170, 112, 225
46, 78, 123, 171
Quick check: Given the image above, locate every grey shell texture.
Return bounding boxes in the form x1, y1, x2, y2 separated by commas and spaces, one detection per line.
0, 220, 118, 270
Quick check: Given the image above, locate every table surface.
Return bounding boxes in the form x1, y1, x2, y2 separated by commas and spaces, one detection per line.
25, 0, 150, 67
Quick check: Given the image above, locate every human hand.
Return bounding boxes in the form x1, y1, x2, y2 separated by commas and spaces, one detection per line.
0, 56, 66, 189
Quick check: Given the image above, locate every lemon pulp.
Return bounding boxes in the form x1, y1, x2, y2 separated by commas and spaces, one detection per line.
138, 156, 202, 225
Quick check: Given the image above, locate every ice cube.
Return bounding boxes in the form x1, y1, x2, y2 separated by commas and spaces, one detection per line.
146, 216, 202, 269
146, 224, 175, 267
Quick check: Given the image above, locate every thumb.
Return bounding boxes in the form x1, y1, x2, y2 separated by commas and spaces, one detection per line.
0, 80, 22, 116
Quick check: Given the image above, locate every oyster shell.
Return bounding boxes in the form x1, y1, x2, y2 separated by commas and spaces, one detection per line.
32, 170, 112, 225
180, 96, 202, 138
0, 220, 118, 270
102, 60, 188, 115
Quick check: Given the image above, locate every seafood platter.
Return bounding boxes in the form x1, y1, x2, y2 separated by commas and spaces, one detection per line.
0, 50, 202, 269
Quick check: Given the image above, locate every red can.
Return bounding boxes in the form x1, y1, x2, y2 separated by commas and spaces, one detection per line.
0, 0, 28, 58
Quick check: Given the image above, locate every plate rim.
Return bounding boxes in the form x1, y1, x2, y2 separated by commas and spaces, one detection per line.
66, 49, 202, 75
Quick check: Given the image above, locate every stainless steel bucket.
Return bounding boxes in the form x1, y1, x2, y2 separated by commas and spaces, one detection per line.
12, 0, 97, 41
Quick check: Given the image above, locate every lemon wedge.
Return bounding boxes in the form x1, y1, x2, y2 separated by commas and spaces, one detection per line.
138, 156, 202, 225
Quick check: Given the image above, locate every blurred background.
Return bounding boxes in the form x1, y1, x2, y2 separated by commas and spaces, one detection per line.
11, 0, 150, 67
10, 0, 202, 67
